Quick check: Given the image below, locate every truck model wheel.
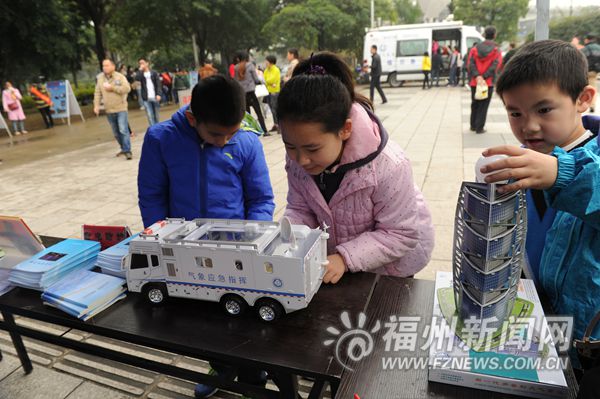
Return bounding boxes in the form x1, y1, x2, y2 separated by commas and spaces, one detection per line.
255, 298, 285, 322
220, 294, 248, 316
143, 283, 168, 306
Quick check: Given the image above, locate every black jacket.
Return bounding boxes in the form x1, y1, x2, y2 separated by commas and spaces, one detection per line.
371, 53, 382, 77
136, 70, 162, 101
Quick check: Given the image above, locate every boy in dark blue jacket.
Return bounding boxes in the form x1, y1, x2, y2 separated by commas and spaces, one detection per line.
138, 74, 275, 228
138, 75, 275, 398
481, 40, 600, 372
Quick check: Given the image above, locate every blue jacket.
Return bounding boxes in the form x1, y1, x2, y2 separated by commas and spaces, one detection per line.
538, 118, 600, 343
138, 106, 275, 227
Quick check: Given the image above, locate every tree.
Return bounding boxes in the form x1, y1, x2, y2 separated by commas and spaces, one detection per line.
0, 0, 93, 85
394, 0, 423, 24
263, 0, 355, 52
74, 0, 121, 68
547, 7, 600, 42
452, 0, 528, 42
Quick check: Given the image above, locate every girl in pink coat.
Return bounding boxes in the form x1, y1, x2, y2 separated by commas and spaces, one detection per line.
2, 82, 27, 134
278, 52, 435, 284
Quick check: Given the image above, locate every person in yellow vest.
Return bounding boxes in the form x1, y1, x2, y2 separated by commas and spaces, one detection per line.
422, 51, 432, 90
263, 55, 281, 134
30, 81, 54, 129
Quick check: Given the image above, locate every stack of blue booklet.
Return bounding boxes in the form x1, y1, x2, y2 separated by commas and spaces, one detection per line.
9, 239, 101, 291
96, 234, 138, 278
42, 269, 126, 321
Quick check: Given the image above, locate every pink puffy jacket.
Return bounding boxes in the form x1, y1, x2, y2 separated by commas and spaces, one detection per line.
284, 103, 435, 277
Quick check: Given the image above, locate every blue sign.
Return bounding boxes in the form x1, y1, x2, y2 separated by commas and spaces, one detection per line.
46, 80, 68, 119
189, 71, 199, 88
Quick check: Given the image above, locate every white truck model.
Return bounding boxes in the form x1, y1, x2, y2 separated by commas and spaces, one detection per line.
363, 21, 483, 87
122, 218, 329, 322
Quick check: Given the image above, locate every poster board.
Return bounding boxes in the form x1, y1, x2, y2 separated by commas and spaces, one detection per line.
46, 80, 85, 125
178, 89, 192, 107
189, 71, 199, 88
0, 111, 11, 137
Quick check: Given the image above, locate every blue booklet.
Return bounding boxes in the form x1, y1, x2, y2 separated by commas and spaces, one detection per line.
42, 269, 126, 320
42, 269, 125, 310
11, 239, 100, 274
9, 239, 101, 290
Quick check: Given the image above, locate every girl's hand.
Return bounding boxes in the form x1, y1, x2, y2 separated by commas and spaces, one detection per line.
323, 254, 346, 284
480, 146, 558, 193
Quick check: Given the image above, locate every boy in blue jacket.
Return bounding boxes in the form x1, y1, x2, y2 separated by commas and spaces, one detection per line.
138, 74, 275, 228
138, 75, 275, 398
480, 40, 600, 369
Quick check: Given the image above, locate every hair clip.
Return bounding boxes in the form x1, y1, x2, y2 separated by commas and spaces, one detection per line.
307, 53, 327, 75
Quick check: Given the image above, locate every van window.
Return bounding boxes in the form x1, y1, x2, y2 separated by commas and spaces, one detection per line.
466, 37, 481, 50
264, 262, 274, 274
131, 254, 149, 270
195, 256, 213, 268
162, 247, 174, 257
151, 255, 159, 267
235, 260, 243, 271
397, 39, 428, 57
166, 263, 176, 277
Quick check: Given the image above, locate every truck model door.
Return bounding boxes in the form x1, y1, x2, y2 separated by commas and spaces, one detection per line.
127, 253, 154, 292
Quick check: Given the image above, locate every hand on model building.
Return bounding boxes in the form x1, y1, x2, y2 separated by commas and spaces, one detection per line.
480, 145, 558, 193
323, 254, 346, 284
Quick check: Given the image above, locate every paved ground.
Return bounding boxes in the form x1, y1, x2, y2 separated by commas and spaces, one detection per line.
0, 83, 520, 398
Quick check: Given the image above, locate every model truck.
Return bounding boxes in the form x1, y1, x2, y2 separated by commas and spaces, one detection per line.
122, 218, 329, 321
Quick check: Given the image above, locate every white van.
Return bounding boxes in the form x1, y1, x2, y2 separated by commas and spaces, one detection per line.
363, 21, 483, 87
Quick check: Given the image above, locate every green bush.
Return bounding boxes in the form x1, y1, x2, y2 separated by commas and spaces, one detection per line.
73, 85, 96, 105
20, 95, 36, 110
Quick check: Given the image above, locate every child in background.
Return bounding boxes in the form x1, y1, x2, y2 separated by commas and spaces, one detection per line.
278, 52, 435, 284
422, 51, 432, 89
480, 40, 600, 368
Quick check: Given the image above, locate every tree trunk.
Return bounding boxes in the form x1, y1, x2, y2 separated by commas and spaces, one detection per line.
93, 22, 108, 69
72, 70, 79, 88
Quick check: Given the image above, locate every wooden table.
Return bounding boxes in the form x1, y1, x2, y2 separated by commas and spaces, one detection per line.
337, 276, 579, 398
0, 237, 377, 399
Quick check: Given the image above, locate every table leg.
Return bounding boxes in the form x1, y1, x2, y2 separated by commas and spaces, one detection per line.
272, 372, 299, 398
307, 378, 326, 399
1, 311, 32, 374
329, 379, 340, 398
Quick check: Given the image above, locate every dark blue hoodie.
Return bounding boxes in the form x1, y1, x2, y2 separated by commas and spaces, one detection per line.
138, 106, 275, 227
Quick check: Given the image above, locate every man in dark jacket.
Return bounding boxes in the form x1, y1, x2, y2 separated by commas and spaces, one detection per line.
369, 45, 387, 104
582, 34, 600, 112
136, 57, 162, 126
431, 49, 443, 87
468, 26, 502, 133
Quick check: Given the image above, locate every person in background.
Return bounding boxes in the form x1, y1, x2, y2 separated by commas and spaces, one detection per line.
161, 69, 173, 104
263, 55, 281, 133
283, 48, 299, 83
431, 48, 443, 87
468, 26, 502, 134
30, 80, 53, 129
422, 51, 432, 90
234, 51, 268, 134
456, 46, 464, 86
136, 57, 162, 127
582, 34, 600, 113
94, 59, 132, 159
199, 59, 218, 79
172, 67, 189, 105
369, 45, 387, 104
2, 81, 27, 135
503, 42, 517, 67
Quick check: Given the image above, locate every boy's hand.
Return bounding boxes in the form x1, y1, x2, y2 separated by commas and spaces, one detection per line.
323, 254, 346, 284
480, 146, 558, 193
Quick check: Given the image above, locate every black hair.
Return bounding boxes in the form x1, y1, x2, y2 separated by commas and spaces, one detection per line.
190, 75, 245, 126
423, 51, 429, 56
496, 40, 588, 102
484, 26, 496, 40
288, 48, 299, 58
266, 55, 277, 64
278, 52, 371, 133
371, 45, 378, 51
